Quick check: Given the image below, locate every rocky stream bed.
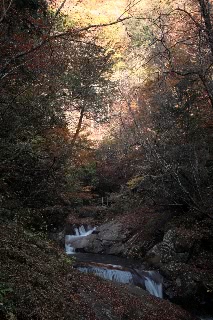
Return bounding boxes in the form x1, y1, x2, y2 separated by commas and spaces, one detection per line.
51, 205, 213, 319
0, 222, 198, 320
1, 204, 213, 320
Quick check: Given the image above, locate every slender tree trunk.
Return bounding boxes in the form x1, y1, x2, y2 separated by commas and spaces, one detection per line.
199, 74, 213, 109
71, 106, 85, 148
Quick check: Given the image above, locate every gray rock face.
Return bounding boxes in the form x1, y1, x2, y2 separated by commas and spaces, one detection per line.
70, 234, 97, 250
69, 221, 131, 254
146, 228, 197, 264
145, 226, 213, 306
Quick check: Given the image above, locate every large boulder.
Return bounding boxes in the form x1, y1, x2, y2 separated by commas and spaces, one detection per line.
65, 208, 171, 257
66, 221, 131, 254
146, 228, 200, 264
145, 225, 213, 310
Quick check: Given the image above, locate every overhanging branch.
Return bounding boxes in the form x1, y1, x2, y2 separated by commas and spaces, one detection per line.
0, 16, 131, 80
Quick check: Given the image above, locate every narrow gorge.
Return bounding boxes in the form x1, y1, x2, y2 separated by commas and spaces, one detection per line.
1, 0, 213, 319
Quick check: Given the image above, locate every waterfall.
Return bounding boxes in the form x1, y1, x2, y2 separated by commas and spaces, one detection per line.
132, 269, 163, 298
75, 263, 163, 298
78, 265, 133, 284
144, 271, 163, 298
65, 225, 163, 299
65, 225, 96, 254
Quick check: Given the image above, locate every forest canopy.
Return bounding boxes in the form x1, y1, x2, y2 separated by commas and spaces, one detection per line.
0, 0, 213, 230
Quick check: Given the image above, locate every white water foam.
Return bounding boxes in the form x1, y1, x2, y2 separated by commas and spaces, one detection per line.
65, 225, 96, 254
78, 266, 133, 284
144, 271, 163, 298
65, 226, 163, 299
76, 264, 163, 298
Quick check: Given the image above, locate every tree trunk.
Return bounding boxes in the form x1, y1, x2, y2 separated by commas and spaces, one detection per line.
71, 107, 85, 148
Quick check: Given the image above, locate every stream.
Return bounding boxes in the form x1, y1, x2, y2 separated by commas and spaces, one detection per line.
65, 225, 163, 298
65, 225, 213, 319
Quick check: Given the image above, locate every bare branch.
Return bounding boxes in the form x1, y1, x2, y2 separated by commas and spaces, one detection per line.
0, 0, 13, 23
0, 16, 131, 80
54, 0, 67, 18
118, 0, 143, 20
198, 0, 213, 57
175, 7, 202, 30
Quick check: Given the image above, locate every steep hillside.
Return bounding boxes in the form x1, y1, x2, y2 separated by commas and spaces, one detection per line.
0, 222, 197, 320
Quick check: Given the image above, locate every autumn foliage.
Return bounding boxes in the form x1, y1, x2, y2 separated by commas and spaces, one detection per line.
0, 0, 118, 229
96, 0, 213, 214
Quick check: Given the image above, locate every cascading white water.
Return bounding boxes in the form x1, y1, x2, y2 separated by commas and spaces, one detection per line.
144, 271, 163, 298
76, 263, 163, 298
78, 266, 133, 284
65, 225, 163, 298
65, 225, 96, 254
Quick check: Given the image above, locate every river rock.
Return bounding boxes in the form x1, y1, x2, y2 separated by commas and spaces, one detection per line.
98, 221, 127, 242
145, 225, 213, 310
0, 222, 198, 320
86, 221, 130, 254
70, 234, 97, 250
69, 221, 131, 254
146, 228, 201, 264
